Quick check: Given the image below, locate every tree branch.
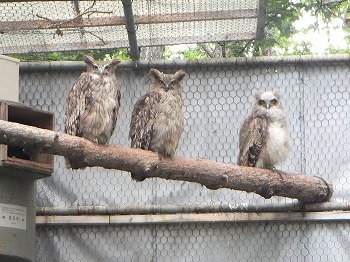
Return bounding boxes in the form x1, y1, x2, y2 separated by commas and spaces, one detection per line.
0, 120, 333, 203
36, 0, 113, 37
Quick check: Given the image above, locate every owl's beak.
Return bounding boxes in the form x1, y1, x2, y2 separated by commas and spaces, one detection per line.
98, 68, 105, 75
265, 102, 271, 109
164, 85, 171, 92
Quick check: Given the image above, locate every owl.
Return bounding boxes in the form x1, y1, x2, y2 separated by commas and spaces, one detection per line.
129, 68, 187, 181
237, 91, 291, 169
64, 55, 121, 169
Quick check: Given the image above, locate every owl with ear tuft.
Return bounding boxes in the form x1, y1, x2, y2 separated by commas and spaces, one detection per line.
129, 68, 187, 181
237, 90, 291, 169
64, 55, 121, 169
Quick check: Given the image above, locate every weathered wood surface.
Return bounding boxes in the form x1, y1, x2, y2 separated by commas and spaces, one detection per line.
0, 120, 333, 203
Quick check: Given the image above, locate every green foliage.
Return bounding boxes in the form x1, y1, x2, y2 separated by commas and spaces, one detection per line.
226, 0, 305, 57
163, 46, 207, 60
224, 0, 350, 57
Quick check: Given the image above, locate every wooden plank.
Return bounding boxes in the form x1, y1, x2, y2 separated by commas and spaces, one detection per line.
0, 9, 258, 31
36, 215, 110, 225
0, 102, 8, 162
36, 211, 350, 225
3, 158, 53, 175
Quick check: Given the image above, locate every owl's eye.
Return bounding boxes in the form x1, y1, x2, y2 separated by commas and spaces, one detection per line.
258, 100, 265, 106
270, 99, 277, 105
159, 80, 164, 85
92, 65, 98, 70
170, 81, 175, 86
105, 65, 110, 71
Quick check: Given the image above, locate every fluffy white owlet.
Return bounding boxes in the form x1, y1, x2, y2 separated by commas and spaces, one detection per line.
64, 55, 121, 169
129, 68, 187, 181
237, 91, 291, 169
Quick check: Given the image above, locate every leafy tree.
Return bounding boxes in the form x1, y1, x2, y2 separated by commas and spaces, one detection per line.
225, 0, 306, 57
186, 0, 350, 57
163, 46, 208, 60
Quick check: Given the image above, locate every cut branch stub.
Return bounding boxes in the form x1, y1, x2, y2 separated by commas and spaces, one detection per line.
0, 120, 333, 203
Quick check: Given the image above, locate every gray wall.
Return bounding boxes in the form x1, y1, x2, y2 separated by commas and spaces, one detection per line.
19, 55, 350, 261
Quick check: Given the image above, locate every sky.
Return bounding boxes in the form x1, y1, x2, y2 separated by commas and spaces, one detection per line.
292, 11, 348, 54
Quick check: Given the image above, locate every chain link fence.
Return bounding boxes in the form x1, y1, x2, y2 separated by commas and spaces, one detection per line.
18, 55, 350, 261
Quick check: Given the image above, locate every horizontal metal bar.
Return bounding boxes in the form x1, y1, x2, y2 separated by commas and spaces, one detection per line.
19, 54, 350, 72
1, 10, 258, 31
0, 0, 107, 2
6, 39, 129, 56
36, 202, 350, 216
36, 211, 350, 226
5, 30, 256, 55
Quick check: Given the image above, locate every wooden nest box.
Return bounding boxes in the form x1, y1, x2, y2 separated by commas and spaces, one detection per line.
0, 100, 54, 179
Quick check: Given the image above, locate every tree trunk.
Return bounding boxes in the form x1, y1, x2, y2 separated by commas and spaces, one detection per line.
0, 120, 333, 203
199, 43, 224, 58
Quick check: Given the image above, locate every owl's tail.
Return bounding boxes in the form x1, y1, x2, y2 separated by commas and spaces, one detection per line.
131, 172, 146, 182
65, 157, 87, 170
65, 158, 72, 169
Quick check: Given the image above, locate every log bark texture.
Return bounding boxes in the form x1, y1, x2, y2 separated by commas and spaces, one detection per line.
0, 120, 333, 203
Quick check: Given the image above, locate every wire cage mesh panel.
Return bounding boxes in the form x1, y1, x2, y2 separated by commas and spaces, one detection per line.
36, 221, 350, 262
0, 0, 266, 54
0, 1, 128, 54
18, 55, 350, 261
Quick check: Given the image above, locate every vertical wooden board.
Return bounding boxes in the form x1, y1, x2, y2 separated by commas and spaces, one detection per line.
0, 102, 8, 162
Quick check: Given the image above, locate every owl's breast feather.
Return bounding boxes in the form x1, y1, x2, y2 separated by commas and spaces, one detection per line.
263, 121, 290, 166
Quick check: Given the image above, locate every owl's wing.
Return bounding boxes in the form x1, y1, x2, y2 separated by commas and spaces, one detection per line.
129, 91, 160, 150
64, 73, 92, 136
110, 87, 121, 138
237, 116, 268, 167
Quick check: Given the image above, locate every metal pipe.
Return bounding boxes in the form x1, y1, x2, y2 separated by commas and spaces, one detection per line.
20, 61, 85, 72
36, 211, 350, 225
36, 202, 350, 216
121, 0, 140, 62
256, 0, 267, 39
19, 54, 350, 72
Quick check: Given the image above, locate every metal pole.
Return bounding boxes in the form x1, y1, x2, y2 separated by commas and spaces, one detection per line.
19, 54, 350, 72
37, 202, 350, 216
122, 0, 140, 62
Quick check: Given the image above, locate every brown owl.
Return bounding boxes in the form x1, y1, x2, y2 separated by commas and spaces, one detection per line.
237, 91, 291, 169
129, 68, 187, 181
64, 55, 121, 169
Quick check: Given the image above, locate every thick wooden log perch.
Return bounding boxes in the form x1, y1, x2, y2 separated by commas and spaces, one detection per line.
0, 120, 333, 203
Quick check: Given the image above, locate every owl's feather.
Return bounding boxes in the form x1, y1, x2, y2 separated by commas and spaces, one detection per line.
65, 73, 93, 137
129, 91, 162, 151
64, 55, 121, 169
237, 116, 268, 167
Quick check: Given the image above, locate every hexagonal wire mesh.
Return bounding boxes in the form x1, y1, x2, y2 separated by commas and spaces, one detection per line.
18, 55, 350, 261
0, 0, 265, 54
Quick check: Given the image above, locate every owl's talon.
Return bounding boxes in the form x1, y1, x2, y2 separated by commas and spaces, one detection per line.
265, 165, 285, 180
